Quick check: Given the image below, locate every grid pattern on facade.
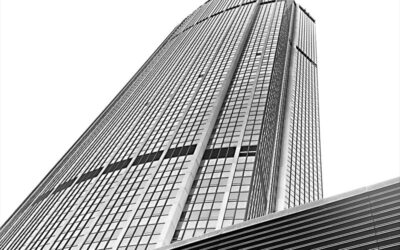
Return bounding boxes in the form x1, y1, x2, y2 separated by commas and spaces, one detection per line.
76, 6, 231, 248
0, 1, 218, 242
246, 0, 294, 219
0, 0, 214, 234
55, 2, 236, 249
9, 14, 194, 250
0, 1, 214, 249
0, 1, 323, 250
222, 0, 285, 226
0, 22, 183, 250
285, 7, 322, 209
171, 1, 291, 241
115, 5, 256, 249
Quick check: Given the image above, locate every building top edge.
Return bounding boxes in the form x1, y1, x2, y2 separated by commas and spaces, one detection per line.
298, 4, 315, 22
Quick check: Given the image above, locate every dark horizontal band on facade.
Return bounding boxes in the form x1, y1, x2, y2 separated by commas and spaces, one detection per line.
103, 158, 132, 174
240, 145, 257, 152
33, 190, 53, 205
202, 145, 258, 160
203, 147, 236, 160
165, 145, 197, 159
34, 145, 199, 205
133, 145, 197, 165
239, 145, 258, 157
132, 151, 162, 166
77, 168, 102, 184
54, 178, 76, 194
296, 46, 317, 66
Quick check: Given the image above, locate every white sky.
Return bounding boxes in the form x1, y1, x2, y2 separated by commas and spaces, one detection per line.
0, 0, 399, 226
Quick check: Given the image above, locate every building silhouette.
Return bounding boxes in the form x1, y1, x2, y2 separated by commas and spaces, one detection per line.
0, 0, 322, 249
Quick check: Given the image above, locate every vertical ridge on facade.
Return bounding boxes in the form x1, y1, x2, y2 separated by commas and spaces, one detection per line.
0, 1, 323, 249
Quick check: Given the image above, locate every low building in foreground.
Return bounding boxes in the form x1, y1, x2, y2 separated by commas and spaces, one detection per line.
159, 177, 400, 250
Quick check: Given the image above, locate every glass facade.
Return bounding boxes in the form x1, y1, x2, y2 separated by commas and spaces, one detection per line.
0, 1, 322, 250
277, 5, 323, 210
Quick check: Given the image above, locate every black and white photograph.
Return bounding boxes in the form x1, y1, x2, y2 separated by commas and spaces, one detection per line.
0, 0, 399, 249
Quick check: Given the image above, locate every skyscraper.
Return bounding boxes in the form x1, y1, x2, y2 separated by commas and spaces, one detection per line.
0, 0, 322, 249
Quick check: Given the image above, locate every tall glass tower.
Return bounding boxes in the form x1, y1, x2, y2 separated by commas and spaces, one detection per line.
0, 0, 322, 249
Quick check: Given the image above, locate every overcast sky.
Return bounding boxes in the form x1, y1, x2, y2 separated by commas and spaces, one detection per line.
0, 0, 399, 225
